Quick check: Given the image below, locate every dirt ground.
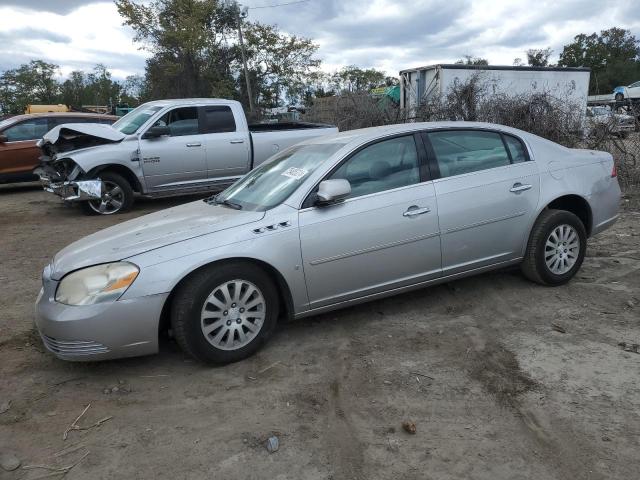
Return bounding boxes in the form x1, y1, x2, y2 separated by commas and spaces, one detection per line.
1, 183, 639, 480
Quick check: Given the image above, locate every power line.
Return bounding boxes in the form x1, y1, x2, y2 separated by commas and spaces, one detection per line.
248, 0, 312, 9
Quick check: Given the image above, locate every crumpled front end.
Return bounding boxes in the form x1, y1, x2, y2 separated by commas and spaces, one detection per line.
34, 158, 104, 202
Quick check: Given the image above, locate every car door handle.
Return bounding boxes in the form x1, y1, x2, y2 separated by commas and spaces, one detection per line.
186, 142, 201, 147
403, 206, 431, 217
230, 139, 245, 144
510, 182, 532, 193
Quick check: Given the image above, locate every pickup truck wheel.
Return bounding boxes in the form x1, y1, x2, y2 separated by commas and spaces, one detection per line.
521, 209, 587, 286
171, 262, 279, 364
82, 172, 134, 215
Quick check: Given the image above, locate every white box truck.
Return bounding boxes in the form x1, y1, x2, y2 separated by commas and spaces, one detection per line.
400, 64, 590, 116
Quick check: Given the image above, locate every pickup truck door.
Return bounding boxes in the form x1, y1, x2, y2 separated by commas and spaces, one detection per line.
423, 129, 540, 276
200, 105, 251, 183
139, 106, 207, 191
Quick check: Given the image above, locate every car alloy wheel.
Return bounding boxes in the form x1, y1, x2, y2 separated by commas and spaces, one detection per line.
544, 224, 580, 275
88, 180, 125, 214
200, 280, 266, 351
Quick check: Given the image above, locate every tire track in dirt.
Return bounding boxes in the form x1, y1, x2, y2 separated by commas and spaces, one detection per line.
465, 286, 607, 480
322, 333, 366, 480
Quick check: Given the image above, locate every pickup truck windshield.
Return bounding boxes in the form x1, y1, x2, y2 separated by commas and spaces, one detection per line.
214, 142, 345, 211
113, 105, 163, 134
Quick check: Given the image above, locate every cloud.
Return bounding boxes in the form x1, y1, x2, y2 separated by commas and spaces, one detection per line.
0, 3, 147, 79
1, 0, 640, 81
0, 0, 107, 15
0, 27, 71, 44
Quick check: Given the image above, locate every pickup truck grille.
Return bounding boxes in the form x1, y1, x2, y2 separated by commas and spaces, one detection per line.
42, 336, 109, 356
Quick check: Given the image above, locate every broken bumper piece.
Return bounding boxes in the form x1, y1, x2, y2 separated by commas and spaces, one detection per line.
36, 171, 103, 202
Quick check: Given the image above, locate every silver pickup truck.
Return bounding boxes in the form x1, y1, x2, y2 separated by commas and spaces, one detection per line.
35, 99, 337, 214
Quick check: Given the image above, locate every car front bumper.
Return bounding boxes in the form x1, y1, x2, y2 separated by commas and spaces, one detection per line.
34, 270, 168, 361
34, 167, 103, 202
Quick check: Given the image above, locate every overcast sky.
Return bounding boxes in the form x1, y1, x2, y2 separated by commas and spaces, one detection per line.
0, 0, 639, 80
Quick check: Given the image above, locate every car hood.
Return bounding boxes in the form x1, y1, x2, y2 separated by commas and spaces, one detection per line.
50, 200, 265, 280
38, 123, 125, 147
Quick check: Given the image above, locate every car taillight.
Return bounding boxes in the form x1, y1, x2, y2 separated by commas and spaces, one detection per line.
611, 164, 617, 178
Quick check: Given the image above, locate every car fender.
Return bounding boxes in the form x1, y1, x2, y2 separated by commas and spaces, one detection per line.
59, 139, 142, 177
121, 204, 309, 315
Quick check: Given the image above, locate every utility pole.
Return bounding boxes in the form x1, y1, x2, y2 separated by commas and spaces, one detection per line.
226, 0, 254, 114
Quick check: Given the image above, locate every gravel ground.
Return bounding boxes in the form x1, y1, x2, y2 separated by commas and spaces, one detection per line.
0, 183, 639, 480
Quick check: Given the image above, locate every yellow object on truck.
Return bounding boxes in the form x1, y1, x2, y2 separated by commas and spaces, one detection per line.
25, 104, 69, 114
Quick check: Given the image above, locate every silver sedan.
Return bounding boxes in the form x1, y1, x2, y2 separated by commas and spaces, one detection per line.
35, 122, 621, 363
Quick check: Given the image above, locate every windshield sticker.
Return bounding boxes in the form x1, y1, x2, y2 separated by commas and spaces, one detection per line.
281, 167, 308, 180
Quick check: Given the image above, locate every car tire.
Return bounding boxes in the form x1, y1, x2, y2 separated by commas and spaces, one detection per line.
615, 93, 624, 102
81, 171, 134, 215
521, 209, 587, 286
171, 262, 279, 364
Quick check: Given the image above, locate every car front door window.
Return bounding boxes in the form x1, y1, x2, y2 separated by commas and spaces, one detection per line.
153, 107, 200, 136
328, 135, 420, 198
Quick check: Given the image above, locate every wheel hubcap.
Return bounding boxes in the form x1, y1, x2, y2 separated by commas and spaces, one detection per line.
88, 181, 125, 214
200, 280, 265, 351
544, 224, 580, 275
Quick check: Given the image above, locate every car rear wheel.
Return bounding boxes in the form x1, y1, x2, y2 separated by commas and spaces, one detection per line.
171, 262, 279, 364
82, 172, 134, 215
521, 209, 587, 286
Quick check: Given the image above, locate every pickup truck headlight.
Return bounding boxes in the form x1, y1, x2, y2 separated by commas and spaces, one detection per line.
55, 262, 139, 306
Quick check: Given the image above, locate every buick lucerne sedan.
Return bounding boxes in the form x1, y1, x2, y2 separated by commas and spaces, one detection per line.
35, 122, 621, 363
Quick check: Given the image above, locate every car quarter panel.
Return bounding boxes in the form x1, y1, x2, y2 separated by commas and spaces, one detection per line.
122, 204, 309, 313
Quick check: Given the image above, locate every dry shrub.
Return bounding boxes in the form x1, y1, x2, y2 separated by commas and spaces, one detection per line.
304, 75, 640, 187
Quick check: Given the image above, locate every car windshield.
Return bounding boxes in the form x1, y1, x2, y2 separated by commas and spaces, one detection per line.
112, 105, 164, 134
212, 142, 346, 211
0, 117, 16, 130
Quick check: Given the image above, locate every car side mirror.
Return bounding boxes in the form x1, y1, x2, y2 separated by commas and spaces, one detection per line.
143, 125, 170, 139
316, 179, 351, 206
0, 134, 7, 143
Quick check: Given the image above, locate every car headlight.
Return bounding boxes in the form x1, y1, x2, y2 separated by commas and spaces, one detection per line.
55, 262, 139, 306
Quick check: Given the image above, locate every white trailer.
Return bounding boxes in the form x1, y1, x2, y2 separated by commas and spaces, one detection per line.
400, 64, 590, 116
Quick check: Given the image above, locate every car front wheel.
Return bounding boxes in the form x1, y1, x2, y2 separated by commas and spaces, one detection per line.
171, 262, 279, 364
521, 209, 587, 286
82, 171, 134, 215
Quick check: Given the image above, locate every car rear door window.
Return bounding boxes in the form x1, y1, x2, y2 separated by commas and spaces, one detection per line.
4, 118, 49, 141
504, 135, 528, 163
202, 106, 236, 133
329, 135, 420, 199
153, 107, 200, 136
427, 130, 511, 178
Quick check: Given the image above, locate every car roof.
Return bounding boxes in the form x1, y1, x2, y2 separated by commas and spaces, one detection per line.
5, 112, 119, 123
141, 98, 241, 107
304, 121, 530, 147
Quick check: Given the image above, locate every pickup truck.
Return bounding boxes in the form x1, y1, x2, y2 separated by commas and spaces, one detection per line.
35, 99, 337, 214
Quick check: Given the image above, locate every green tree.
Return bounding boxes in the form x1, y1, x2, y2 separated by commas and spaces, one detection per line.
455, 55, 489, 66
558, 27, 640, 93
526, 48, 553, 67
242, 22, 320, 108
116, 0, 238, 100
84, 64, 122, 107
330, 65, 388, 92
60, 70, 86, 107
0, 60, 60, 113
